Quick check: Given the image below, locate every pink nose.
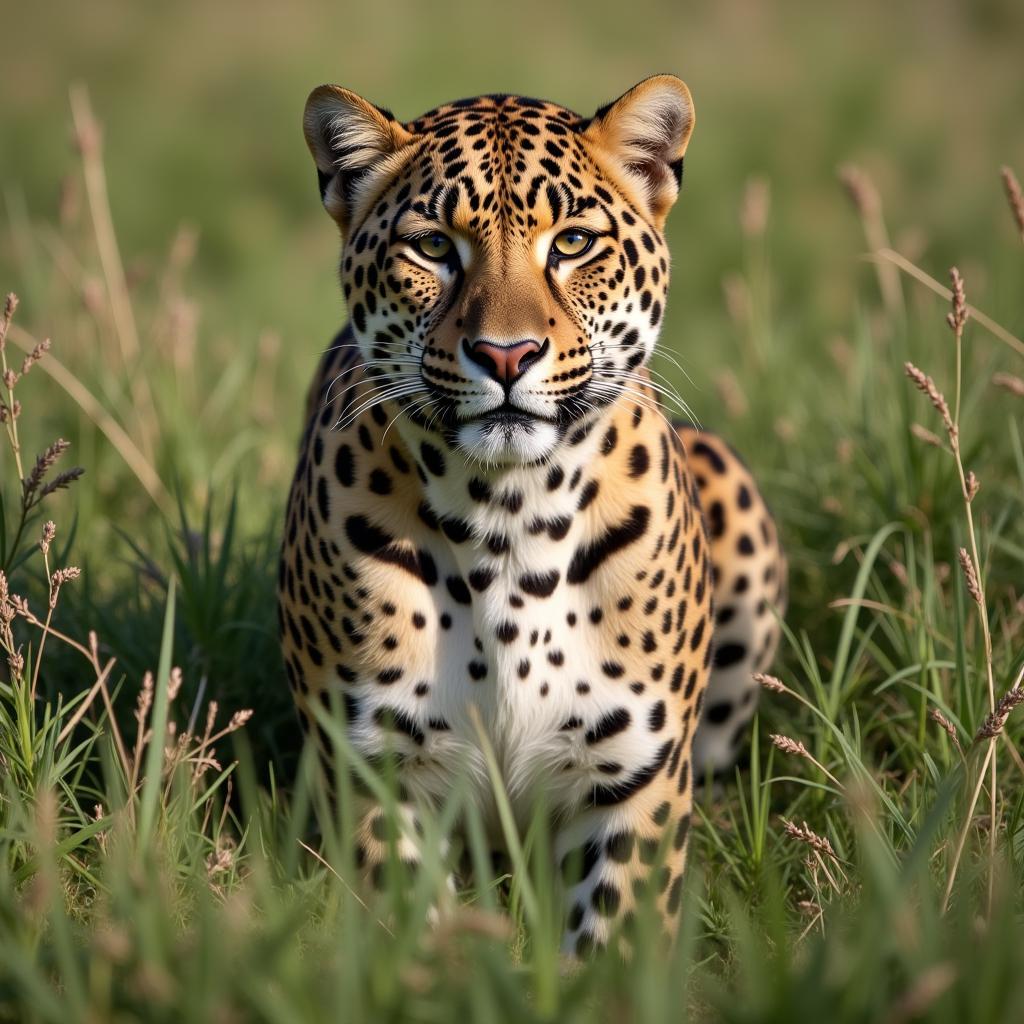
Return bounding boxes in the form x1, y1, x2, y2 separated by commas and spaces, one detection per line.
465, 339, 543, 386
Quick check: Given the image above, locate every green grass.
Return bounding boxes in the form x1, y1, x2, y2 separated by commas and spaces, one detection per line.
3, 1, 1024, 1019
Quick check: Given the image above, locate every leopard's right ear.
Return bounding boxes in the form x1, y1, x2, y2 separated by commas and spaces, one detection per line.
303, 85, 415, 231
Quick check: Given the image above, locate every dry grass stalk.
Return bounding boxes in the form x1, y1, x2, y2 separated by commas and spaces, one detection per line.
69, 84, 159, 461
991, 371, 1024, 397
1001, 166, 1024, 241
838, 164, 903, 318
884, 963, 958, 1024
6, 321, 167, 509
740, 176, 771, 238
910, 423, 943, 448
915, 267, 1002, 916
871, 249, 1024, 359
714, 369, 748, 418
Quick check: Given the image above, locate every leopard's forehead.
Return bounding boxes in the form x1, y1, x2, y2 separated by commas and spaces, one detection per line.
390, 95, 614, 241
405, 94, 584, 137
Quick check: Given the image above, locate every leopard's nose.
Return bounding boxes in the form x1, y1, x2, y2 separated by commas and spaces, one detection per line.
464, 338, 544, 387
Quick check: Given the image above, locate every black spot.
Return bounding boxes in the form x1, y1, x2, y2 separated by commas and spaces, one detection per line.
500, 489, 524, 513
316, 476, 330, 521
591, 740, 673, 806
706, 501, 725, 539
568, 902, 585, 931
468, 478, 492, 502
606, 832, 635, 863
420, 442, 446, 476
714, 643, 746, 669
335, 445, 355, 486
666, 874, 683, 914
567, 506, 651, 585
344, 516, 437, 585
673, 814, 691, 851
561, 840, 602, 884
547, 516, 572, 541
648, 701, 667, 731
577, 479, 600, 511
591, 882, 621, 916
692, 441, 726, 474
373, 705, 424, 745
705, 700, 732, 724
496, 621, 520, 644
445, 575, 472, 605
585, 708, 631, 744
369, 468, 392, 495
468, 566, 496, 592
519, 569, 560, 597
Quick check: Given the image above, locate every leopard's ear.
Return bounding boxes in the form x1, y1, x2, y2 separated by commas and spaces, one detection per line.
303, 85, 415, 231
583, 75, 695, 227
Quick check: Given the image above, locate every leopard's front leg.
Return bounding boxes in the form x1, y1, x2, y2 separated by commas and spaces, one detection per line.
354, 793, 458, 922
556, 768, 693, 957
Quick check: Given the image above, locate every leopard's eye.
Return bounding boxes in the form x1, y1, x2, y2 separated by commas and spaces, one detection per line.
412, 232, 453, 261
550, 228, 594, 260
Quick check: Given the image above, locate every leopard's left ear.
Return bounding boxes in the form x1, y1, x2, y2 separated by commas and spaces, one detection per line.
583, 75, 695, 226
303, 85, 416, 232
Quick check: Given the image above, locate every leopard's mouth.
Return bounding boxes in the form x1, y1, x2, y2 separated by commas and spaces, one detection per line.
473, 403, 553, 429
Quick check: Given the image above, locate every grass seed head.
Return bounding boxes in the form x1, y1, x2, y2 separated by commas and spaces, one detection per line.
904, 362, 956, 443
782, 818, 840, 862
976, 687, 1024, 741
838, 164, 880, 217
957, 547, 983, 605
770, 733, 810, 758
0, 293, 17, 353
946, 267, 968, 335
929, 708, 963, 754
965, 470, 980, 502
754, 672, 787, 694
1001, 165, 1024, 239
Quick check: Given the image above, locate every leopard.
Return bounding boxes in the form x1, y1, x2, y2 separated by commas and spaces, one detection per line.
278, 74, 787, 956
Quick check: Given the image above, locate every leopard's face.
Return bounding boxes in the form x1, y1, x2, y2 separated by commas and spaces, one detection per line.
304, 77, 694, 465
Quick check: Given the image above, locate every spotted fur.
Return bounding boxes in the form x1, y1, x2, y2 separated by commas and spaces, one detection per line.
279, 76, 786, 955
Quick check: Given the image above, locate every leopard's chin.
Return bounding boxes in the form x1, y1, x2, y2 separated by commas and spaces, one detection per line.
455, 416, 560, 466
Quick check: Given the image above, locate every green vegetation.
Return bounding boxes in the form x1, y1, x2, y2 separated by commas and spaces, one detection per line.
2, 1, 1024, 1019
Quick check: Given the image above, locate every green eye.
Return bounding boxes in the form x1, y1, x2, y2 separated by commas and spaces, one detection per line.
413, 232, 453, 260
551, 228, 594, 259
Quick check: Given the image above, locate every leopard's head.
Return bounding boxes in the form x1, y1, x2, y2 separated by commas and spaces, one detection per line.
303, 76, 694, 465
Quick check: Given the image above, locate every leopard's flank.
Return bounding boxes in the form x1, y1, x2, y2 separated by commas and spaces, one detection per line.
279, 75, 787, 955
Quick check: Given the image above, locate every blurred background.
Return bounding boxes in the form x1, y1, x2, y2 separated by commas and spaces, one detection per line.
1, 0, 1022, 753
4, 0, 1022, 361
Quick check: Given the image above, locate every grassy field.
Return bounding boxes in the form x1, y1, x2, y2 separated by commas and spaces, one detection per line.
2, 0, 1024, 1019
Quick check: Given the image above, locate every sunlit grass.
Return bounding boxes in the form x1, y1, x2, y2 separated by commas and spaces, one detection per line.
2, 45, 1024, 1021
